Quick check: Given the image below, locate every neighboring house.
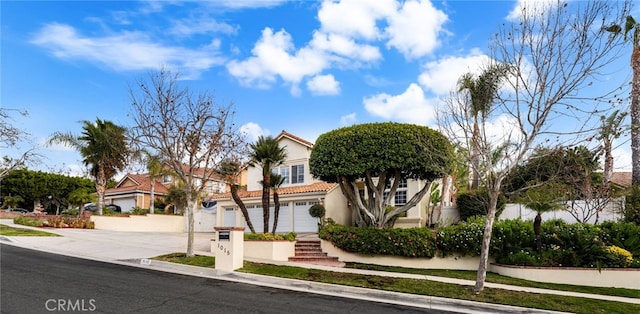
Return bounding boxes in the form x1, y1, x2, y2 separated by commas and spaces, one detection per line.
104, 173, 170, 212
610, 171, 632, 190
104, 168, 229, 213
211, 131, 444, 232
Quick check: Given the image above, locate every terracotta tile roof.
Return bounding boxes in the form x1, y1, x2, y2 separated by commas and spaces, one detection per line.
106, 173, 169, 195
176, 164, 225, 181
210, 181, 337, 200
276, 130, 314, 148
610, 172, 632, 188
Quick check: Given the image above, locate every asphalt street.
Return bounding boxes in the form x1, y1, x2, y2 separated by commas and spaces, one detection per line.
1, 245, 458, 314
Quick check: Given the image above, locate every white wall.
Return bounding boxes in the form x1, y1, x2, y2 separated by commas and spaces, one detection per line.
499, 198, 625, 223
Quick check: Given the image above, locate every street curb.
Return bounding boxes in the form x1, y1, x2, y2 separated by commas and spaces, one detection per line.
116, 257, 571, 314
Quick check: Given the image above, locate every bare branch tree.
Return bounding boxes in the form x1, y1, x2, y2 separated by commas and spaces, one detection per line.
437, 0, 631, 294
0, 108, 40, 181
128, 68, 245, 256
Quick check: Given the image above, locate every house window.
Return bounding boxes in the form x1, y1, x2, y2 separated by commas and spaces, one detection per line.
278, 166, 290, 185
291, 164, 304, 184
394, 190, 407, 205
384, 179, 407, 206
163, 175, 172, 184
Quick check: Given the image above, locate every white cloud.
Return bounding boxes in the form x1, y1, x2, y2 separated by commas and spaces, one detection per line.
307, 74, 340, 96
205, 0, 289, 9
240, 122, 269, 142
385, 0, 448, 59
317, 0, 396, 40
417, 50, 491, 96
226, 28, 328, 91
169, 17, 238, 37
363, 83, 436, 125
340, 113, 357, 125
309, 32, 381, 64
30, 23, 225, 79
507, 0, 556, 21
228, 0, 450, 93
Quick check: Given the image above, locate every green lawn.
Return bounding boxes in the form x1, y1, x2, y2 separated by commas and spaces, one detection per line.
153, 253, 639, 314
0, 224, 60, 237
346, 263, 640, 299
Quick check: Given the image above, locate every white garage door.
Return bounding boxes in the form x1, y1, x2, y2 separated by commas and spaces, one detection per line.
223, 207, 236, 227
246, 205, 264, 232
244, 204, 291, 233
273, 205, 291, 233
293, 201, 320, 233
114, 198, 136, 213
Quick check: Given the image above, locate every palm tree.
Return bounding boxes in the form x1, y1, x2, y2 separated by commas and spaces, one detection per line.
142, 152, 169, 214
68, 188, 97, 217
217, 159, 256, 233
248, 136, 287, 233
269, 172, 286, 234
517, 182, 565, 252
48, 118, 129, 215
457, 64, 509, 190
606, 16, 639, 185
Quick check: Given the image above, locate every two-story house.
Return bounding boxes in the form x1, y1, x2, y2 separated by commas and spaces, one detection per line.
211, 131, 449, 232
211, 131, 349, 233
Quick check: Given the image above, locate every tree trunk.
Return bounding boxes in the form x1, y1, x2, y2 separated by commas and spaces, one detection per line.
262, 170, 271, 233
186, 199, 195, 257
602, 139, 613, 199
631, 45, 640, 185
95, 168, 107, 216
271, 191, 280, 234
471, 122, 480, 191
534, 212, 542, 253
231, 184, 255, 233
149, 178, 155, 214
473, 189, 499, 294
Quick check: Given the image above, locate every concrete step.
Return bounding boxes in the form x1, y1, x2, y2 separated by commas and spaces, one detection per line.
294, 251, 329, 257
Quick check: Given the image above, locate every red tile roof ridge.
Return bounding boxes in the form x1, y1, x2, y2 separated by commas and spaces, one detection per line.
275, 130, 314, 147
209, 181, 337, 200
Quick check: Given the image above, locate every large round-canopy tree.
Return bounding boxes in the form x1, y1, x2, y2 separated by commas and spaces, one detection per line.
309, 122, 454, 228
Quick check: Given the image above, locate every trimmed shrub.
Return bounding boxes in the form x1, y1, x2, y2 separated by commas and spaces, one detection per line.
308, 204, 325, 218
244, 232, 297, 241
319, 222, 436, 258
456, 189, 506, 221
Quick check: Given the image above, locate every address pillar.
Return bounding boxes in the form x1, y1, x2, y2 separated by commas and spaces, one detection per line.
213, 226, 245, 271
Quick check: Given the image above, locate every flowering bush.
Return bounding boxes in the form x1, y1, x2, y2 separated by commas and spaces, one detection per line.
604, 245, 633, 268
436, 216, 485, 256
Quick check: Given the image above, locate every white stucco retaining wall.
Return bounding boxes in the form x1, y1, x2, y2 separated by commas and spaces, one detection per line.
491, 264, 640, 289
91, 214, 184, 232
321, 240, 486, 270
244, 240, 296, 261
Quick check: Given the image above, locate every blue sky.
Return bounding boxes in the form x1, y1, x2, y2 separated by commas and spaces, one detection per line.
2, 0, 636, 177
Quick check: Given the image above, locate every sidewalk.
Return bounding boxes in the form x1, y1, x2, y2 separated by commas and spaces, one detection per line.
1, 219, 638, 313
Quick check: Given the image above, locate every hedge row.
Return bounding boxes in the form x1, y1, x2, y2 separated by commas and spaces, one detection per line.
319, 217, 640, 268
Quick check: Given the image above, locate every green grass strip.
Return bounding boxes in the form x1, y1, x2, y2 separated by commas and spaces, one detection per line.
0, 224, 61, 237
